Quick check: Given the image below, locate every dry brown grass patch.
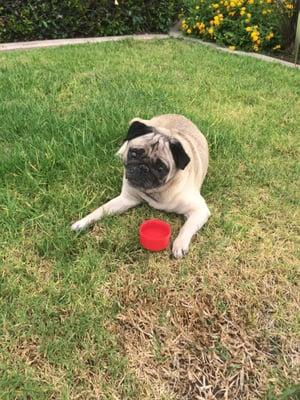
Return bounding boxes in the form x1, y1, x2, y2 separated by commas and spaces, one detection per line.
106, 203, 299, 399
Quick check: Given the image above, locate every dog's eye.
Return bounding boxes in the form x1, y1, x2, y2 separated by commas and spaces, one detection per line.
157, 163, 168, 173
156, 159, 168, 174
129, 148, 144, 159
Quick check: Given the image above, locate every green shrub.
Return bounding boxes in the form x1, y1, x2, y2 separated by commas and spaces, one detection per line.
0, 0, 182, 43
180, 0, 296, 52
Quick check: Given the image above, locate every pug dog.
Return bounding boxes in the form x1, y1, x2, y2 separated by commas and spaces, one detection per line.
71, 114, 210, 258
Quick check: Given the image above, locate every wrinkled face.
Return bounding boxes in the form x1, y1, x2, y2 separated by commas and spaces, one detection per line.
125, 145, 170, 190
118, 120, 190, 191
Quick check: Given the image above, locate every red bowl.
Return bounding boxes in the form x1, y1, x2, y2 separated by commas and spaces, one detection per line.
139, 219, 171, 252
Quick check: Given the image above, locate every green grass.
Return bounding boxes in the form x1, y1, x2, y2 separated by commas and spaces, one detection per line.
0, 39, 299, 399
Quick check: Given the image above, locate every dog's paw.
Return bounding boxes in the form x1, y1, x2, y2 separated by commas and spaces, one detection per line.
71, 217, 90, 232
172, 237, 189, 258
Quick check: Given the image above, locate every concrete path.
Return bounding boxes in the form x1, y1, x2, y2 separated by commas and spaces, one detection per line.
0, 34, 169, 52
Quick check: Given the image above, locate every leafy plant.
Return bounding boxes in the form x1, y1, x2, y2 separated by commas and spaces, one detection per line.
180, 0, 297, 53
0, 0, 182, 43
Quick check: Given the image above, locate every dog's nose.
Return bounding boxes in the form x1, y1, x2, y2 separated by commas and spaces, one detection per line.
139, 164, 149, 173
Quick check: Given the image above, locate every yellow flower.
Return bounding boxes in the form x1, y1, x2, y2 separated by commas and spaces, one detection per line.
208, 27, 214, 35
262, 9, 267, 15
245, 26, 252, 32
229, 11, 235, 16
250, 30, 260, 42
248, 0, 254, 3
212, 3, 219, 8
266, 0, 272, 3
273, 44, 281, 50
197, 22, 206, 32
247, 13, 251, 18
230, 1, 236, 6
240, 10, 245, 15
285, 3, 294, 9
224, 0, 229, 4
196, 5, 200, 9
253, 44, 259, 51
266, 32, 274, 40
213, 15, 221, 26
228, 46, 236, 51
245, 19, 250, 23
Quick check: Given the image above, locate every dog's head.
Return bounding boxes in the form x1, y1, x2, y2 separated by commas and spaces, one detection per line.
117, 120, 190, 191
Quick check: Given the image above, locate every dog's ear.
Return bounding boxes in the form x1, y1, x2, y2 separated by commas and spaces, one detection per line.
125, 121, 153, 142
169, 140, 190, 170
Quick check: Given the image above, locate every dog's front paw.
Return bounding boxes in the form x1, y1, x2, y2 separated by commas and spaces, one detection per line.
71, 217, 90, 232
172, 237, 189, 258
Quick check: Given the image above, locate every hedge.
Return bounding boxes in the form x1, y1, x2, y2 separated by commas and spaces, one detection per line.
0, 1, 181, 43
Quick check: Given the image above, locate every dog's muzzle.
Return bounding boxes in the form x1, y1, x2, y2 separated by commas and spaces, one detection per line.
125, 162, 154, 188
126, 163, 149, 179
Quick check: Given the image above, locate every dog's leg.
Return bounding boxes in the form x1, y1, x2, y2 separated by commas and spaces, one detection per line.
71, 194, 140, 231
172, 196, 210, 258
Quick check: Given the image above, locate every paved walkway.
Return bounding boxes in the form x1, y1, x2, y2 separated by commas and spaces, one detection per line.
0, 34, 169, 52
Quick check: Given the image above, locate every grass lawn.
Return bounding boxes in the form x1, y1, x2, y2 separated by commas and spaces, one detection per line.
0, 39, 299, 399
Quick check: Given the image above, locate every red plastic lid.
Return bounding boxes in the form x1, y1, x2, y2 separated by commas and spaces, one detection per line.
139, 219, 171, 252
